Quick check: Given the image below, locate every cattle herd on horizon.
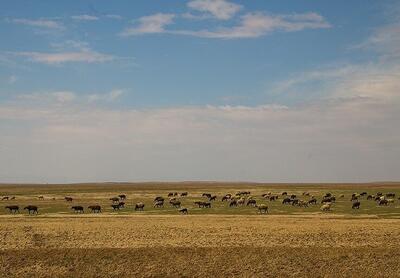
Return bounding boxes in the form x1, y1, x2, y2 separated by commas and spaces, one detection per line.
1, 190, 399, 215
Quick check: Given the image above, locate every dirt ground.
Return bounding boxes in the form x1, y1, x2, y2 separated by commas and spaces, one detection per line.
1, 215, 399, 277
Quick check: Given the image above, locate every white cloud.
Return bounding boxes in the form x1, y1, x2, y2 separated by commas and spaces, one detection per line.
11, 18, 63, 29
88, 89, 124, 102
173, 12, 331, 39
120, 13, 175, 36
15, 49, 114, 64
187, 0, 242, 20
121, 11, 330, 39
71, 14, 99, 21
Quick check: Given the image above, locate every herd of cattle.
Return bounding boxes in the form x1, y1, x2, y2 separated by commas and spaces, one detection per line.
2, 190, 399, 215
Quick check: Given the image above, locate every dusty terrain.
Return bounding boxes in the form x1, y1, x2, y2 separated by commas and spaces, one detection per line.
0, 182, 399, 277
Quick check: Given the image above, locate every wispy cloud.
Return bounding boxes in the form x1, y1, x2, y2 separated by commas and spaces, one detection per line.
10, 18, 64, 29
173, 12, 331, 39
120, 13, 175, 36
88, 89, 124, 102
122, 11, 330, 39
15, 50, 114, 64
187, 0, 242, 20
71, 14, 99, 21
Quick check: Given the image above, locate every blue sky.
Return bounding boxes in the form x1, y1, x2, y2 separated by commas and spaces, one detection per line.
0, 0, 399, 183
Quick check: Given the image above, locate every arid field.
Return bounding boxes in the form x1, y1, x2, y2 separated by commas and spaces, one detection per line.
0, 182, 399, 277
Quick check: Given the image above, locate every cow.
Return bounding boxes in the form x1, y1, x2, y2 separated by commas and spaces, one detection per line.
154, 196, 164, 202
281, 192, 287, 196
229, 200, 238, 207
352, 201, 361, 209
38, 196, 44, 200
135, 202, 145, 211
154, 200, 164, 208
88, 205, 101, 213
64, 196, 73, 202
269, 195, 278, 201
320, 203, 331, 211
290, 194, 297, 199
118, 202, 125, 208
1, 196, 9, 201
282, 198, 291, 205
24, 205, 38, 214
179, 208, 188, 214
308, 198, 317, 205
170, 200, 181, 208
71, 206, 84, 213
180, 192, 188, 197
247, 199, 257, 207
222, 195, 231, 202
5, 205, 19, 213
202, 193, 212, 198
257, 204, 268, 214
378, 199, 388, 206
386, 193, 396, 198
110, 197, 119, 203
209, 195, 217, 201
118, 194, 127, 200
111, 204, 120, 210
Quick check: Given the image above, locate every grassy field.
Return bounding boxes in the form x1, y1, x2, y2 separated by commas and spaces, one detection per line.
0, 182, 399, 277
0, 182, 399, 217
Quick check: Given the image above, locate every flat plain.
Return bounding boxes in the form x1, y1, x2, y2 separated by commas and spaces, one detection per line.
0, 182, 399, 277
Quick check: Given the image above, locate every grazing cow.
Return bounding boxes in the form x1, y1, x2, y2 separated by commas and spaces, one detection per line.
308, 198, 317, 205
360, 192, 368, 196
202, 193, 212, 198
378, 199, 388, 206
118, 194, 127, 200
222, 195, 231, 202
237, 198, 245, 206
71, 206, 84, 213
118, 202, 125, 208
290, 194, 297, 199
386, 193, 396, 198
320, 203, 331, 211
168, 192, 174, 197
5, 205, 19, 213
281, 192, 287, 196
111, 204, 120, 211
291, 199, 299, 206
203, 202, 211, 208
64, 196, 73, 202
135, 202, 145, 211
38, 196, 44, 200
367, 195, 373, 200
180, 192, 188, 197
282, 198, 291, 205
2, 196, 9, 201
269, 195, 277, 201
257, 204, 268, 214
352, 201, 361, 209
298, 200, 308, 208
209, 195, 217, 201
24, 205, 38, 214
247, 199, 257, 207
110, 197, 119, 203
229, 200, 238, 207
88, 205, 101, 213
179, 208, 188, 214
154, 200, 164, 208
170, 200, 181, 208
154, 196, 164, 202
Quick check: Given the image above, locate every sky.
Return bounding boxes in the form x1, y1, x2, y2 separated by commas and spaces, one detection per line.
0, 0, 399, 183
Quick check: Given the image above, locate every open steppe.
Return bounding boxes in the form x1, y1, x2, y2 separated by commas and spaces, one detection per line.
0, 182, 399, 277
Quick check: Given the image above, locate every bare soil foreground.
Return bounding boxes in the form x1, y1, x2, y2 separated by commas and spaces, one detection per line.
0, 182, 399, 277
